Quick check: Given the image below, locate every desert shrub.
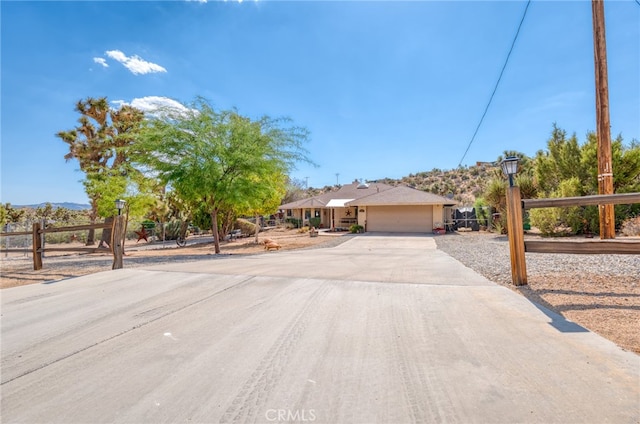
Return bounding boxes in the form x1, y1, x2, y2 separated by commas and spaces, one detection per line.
155, 220, 184, 240
621, 216, 640, 236
474, 198, 490, 227
492, 218, 506, 235
556, 178, 583, 233
235, 218, 257, 236
298, 226, 310, 233
286, 218, 302, 228
309, 217, 321, 228
44, 231, 75, 244
530, 207, 561, 236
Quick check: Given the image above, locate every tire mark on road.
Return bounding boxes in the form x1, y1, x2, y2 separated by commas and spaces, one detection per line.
390, 294, 458, 423
1, 276, 255, 386
219, 282, 331, 424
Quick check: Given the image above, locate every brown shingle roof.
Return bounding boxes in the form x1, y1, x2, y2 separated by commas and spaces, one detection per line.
279, 181, 395, 209
279, 197, 327, 209
346, 185, 457, 206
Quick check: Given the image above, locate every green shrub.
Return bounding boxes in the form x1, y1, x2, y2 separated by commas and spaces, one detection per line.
530, 207, 560, 236
492, 219, 506, 235
235, 218, 257, 236
285, 218, 302, 228
350, 224, 364, 233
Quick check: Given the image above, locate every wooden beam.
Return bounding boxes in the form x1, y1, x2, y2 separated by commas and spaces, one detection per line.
525, 240, 640, 255
506, 186, 527, 285
112, 215, 126, 270
32, 222, 42, 270
40, 223, 112, 233
0, 231, 33, 237
0, 249, 33, 253
523, 192, 640, 210
35, 247, 105, 253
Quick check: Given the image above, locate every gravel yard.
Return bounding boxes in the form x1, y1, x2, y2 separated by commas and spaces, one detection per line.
1, 229, 638, 353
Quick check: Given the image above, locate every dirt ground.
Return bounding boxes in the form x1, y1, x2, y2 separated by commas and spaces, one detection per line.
1, 228, 638, 354
0, 228, 341, 289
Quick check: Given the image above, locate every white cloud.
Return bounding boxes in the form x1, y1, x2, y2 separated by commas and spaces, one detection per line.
93, 57, 108, 68
111, 96, 193, 117
105, 50, 167, 75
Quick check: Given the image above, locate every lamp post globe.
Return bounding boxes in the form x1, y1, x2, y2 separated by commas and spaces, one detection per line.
115, 199, 126, 216
501, 156, 520, 187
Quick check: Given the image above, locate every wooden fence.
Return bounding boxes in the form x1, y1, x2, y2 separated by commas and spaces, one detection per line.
506, 191, 640, 285
0, 216, 127, 271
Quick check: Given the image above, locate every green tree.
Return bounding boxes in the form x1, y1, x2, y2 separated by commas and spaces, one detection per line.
535, 124, 587, 196
534, 125, 640, 232
1, 203, 25, 225
134, 98, 312, 253
57, 97, 145, 245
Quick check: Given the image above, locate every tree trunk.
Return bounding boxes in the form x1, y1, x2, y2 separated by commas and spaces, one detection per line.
210, 209, 221, 254
100, 217, 114, 249
254, 213, 260, 244
86, 200, 98, 246
86, 228, 95, 246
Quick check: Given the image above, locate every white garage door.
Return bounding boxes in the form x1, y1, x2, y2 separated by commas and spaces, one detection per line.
366, 206, 433, 233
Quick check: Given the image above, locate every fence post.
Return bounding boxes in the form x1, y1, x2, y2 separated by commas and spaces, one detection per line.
506, 186, 527, 285
111, 215, 126, 270
32, 222, 42, 270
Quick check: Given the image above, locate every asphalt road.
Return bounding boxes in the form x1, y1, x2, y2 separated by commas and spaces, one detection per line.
1, 234, 638, 423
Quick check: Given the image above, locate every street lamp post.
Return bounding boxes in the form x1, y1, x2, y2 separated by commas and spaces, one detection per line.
500, 156, 519, 188
501, 156, 527, 285
115, 199, 126, 216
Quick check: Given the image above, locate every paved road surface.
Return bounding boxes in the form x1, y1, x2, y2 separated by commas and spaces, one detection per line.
1, 235, 638, 423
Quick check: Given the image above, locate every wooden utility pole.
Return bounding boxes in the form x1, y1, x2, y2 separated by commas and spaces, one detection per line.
592, 0, 616, 239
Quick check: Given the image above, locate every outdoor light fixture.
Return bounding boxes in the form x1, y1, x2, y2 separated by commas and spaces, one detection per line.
501, 156, 520, 187
115, 199, 126, 216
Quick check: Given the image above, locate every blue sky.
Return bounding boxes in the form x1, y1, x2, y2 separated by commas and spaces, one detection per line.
1, 0, 638, 205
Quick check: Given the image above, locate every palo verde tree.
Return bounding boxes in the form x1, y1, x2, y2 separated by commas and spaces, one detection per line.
236, 170, 288, 243
134, 98, 312, 254
56, 97, 146, 245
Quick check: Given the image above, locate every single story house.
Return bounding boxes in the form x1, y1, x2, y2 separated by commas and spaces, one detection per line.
279, 180, 457, 233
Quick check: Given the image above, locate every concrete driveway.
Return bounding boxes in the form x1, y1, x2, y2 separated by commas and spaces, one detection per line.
1, 234, 638, 423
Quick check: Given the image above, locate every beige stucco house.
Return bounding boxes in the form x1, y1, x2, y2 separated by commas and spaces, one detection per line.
279, 180, 457, 233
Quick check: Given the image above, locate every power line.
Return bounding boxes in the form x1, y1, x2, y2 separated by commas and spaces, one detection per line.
458, 0, 532, 167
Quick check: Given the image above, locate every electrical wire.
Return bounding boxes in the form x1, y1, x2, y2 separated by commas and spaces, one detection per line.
458, 0, 532, 167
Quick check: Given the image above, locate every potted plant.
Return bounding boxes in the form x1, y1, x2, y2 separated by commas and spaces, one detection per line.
432, 222, 445, 235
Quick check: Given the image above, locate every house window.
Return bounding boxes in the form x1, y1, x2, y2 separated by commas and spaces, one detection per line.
305, 210, 311, 219
314, 210, 320, 218
287, 210, 292, 217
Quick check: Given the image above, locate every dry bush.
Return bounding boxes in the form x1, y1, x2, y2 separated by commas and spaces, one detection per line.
621, 216, 640, 236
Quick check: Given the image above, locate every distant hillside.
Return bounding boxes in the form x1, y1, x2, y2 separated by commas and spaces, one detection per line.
307, 163, 501, 206
15, 202, 91, 211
